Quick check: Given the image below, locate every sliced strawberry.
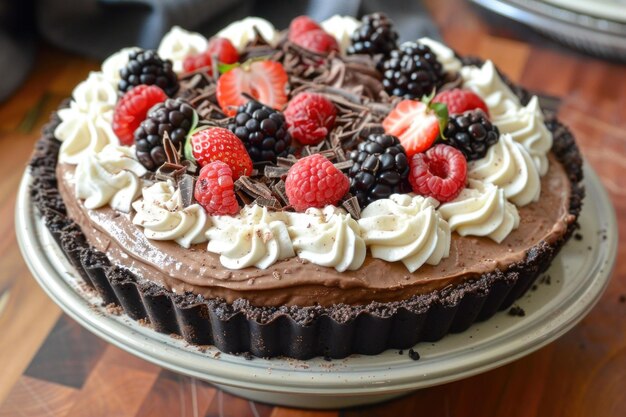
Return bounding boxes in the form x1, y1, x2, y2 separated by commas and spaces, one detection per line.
288, 16, 321, 40
183, 37, 239, 74
382, 100, 442, 156
216, 60, 288, 116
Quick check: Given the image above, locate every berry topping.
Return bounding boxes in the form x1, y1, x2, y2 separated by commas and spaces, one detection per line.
409, 144, 467, 203
284, 92, 337, 145
216, 60, 288, 116
382, 99, 447, 157
182, 37, 239, 74
194, 161, 240, 215
186, 127, 253, 180
227, 100, 292, 163
285, 154, 350, 212
134, 98, 196, 170
119, 49, 179, 97
288, 16, 322, 39
348, 133, 410, 207
380, 41, 445, 99
433, 89, 489, 116
288, 16, 339, 54
291, 29, 340, 54
348, 13, 398, 56
442, 109, 500, 161
112, 85, 167, 146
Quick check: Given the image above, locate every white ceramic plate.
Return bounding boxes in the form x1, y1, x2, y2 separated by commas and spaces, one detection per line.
16, 164, 617, 409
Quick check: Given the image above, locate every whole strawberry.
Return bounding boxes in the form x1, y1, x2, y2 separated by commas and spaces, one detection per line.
186, 127, 252, 180
194, 161, 240, 215
284, 92, 337, 145
183, 37, 239, 74
409, 144, 467, 203
285, 154, 349, 212
433, 89, 489, 116
112, 85, 167, 145
287, 15, 339, 54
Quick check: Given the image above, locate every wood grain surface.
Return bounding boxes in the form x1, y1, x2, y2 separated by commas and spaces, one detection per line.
1, 0, 625, 415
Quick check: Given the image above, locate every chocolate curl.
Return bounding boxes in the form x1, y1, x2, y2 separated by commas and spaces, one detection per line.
342, 195, 361, 220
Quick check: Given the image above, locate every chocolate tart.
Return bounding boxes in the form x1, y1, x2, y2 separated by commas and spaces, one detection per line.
29, 51, 584, 359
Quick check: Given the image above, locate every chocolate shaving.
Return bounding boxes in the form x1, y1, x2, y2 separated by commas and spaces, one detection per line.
264, 165, 289, 179
253, 196, 281, 210
177, 174, 196, 207
162, 134, 181, 166
235, 176, 273, 199
272, 180, 288, 206
155, 163, 187, 182
276, 156, 297, 167
342, 196, 361, 220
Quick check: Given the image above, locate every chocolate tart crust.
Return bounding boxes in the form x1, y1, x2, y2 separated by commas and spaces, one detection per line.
29, 78, 584, 359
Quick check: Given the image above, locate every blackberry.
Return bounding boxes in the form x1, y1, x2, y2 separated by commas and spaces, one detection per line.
347, 13, 398, 56
227, 100, 292, 163
442, 109, 500, 161
348, 133, 410, 207
380, 42, 445, 99
119, 49, 179, 97
134, 98, 195, 170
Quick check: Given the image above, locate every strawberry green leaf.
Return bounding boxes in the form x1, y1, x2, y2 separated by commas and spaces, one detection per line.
183, 110, 200, 162
430, 101, 449, 139
218, 62, 240, 74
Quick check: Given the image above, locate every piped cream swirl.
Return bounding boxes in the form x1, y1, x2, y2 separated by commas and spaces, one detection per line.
438, 180, 520, 243
493, 96, 552, 176
321, 15, 361, 54
206, 205, 294, 270
358, 194, 450, 273
216, 17, 279, 52
132, 181, 210, 249
75, 145, 147, 213
158, 26, 208, 73
418, 37, 462, 74
287, 206, 366, 272
461, 60, 520, 117
469, 133, 541, 207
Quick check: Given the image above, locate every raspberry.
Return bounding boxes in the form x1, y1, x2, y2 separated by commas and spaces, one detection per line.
284, 92, 337, 145
187, 127, 252, 179
434, 89, 489, 116
409, 144, 467, 203
112, 85, 167, 146
285, 154, 349, 212
291, 29, 339, 54
288, 16, 322, 39
182, 38, 239, 74
194, 161, 240, 215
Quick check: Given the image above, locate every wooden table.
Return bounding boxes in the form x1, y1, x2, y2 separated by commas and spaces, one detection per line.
1, 0, 624, 415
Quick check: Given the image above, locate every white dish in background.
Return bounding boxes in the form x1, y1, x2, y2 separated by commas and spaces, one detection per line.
16, 164, 616, 409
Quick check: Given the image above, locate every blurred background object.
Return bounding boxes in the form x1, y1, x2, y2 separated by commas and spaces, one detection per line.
470, 0, 626, 61
0, 0, 440, 103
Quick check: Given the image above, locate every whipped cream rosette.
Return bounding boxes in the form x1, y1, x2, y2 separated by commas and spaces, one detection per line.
132, 181, 210, 249
206, 205, 294, 270
321, 15, 362, 54
461, 60, 521, 117
287, 206, 366, 273
216, 17, 279, 52
439, 179, 520, 243
75, 144, 147, 213
158, 26, 208, 74
469, 133, 541, 207
358, 194, 450, 273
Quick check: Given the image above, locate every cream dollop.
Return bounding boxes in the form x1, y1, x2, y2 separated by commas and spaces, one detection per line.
418, 37, 462, 74
493, 96, 552, 176
216, 17, 279, 52
461, 60, 520, 117
469, 133, 541, 207
287, 206, 365, 272
438, 180, 520, 243
358, 195, 450, 273
206, 205, 294, 270
320, 15, 361, 54
56, 71, 120, 164
75, 145, 147, 213
132, 181, 210, 249
158, 26, 208, 73
101, 47, 140, 84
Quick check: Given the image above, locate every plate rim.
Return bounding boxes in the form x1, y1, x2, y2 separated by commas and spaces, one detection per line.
16, 164, 617, 396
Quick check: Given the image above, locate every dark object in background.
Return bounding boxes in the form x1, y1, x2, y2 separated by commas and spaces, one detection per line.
0, 0, 440, 103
